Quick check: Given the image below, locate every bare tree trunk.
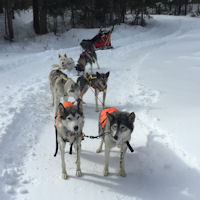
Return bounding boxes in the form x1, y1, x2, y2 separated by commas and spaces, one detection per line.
32, 0, 40, 34
4, 0, 14, 41
53, 16, 57, 35
32, 0, 47, 34
71, 6, 75, 27
184, 0, 188, 15
140, 1, 145, 26
39, 0, 47, 34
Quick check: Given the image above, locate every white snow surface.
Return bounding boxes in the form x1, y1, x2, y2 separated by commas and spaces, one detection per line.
0, 15, 200, 200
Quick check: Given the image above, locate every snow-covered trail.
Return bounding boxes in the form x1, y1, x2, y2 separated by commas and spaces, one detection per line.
0, 16, 200, 200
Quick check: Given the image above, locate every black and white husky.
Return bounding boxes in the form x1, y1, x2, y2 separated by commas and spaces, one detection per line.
77, 72, 109, 112
49, 69, 81, 116
96, 108, 136, 177
75, 48, 100, 74
54, 101, 84, 179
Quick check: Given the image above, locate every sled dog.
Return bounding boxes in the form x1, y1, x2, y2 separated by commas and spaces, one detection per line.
49, 69, 81, 116
51, 54, 75, 71
54, 101, 84, 179
77, 72, 109, 112
75, 48, 100, 74
96, 108, 136, 177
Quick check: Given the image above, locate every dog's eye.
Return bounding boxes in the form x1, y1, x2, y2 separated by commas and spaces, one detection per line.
67, 117, 72, 121
112, 124, 117, 130
121, 126, 127, 131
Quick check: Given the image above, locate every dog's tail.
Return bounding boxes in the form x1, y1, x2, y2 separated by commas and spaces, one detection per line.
51, 64, 61, 69
54, 127, 58, 157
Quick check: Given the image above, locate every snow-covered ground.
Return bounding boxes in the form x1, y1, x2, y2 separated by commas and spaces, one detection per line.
0, 15, 200, 200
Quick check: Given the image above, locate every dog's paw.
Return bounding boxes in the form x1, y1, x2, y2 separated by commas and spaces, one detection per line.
103, 168, 109, 176
76, 170, 82, 177
62, 172, 67, 179
96, 148, 102, 153
117, 170, 126, 177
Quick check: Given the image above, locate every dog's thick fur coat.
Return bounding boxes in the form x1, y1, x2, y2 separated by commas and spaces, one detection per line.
55, 102, 84, 179
49, 69, 81, 116
96, 109, 136, 177
51, 54, 75, 71
77, 72, 109, 112
76, 49, 100, 74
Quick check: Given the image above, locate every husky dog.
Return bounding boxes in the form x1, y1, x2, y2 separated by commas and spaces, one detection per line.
96, 108, 136, 177
77, 72, 109, 112
49, 69, 81, 116
51, 54, 75, 71
75, 48, 100, 74
54, 101, 84, 179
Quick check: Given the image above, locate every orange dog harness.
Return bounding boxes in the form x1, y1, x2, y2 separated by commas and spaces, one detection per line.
100, 107, 118, 128
54, 102, 74, 127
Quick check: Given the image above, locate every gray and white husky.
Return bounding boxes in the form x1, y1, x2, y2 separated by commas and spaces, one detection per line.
77, 72, 109, 112
49, 69, 81, 116
51, 54, 75, 71
96, 109, 136, 177
54, 101, 84, 179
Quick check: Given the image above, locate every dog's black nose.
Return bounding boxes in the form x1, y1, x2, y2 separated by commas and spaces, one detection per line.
74, 126, 78, 131
114, 135, 118, 140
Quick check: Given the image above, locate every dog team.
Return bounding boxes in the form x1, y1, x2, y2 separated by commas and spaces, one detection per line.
49, 41, 136, 179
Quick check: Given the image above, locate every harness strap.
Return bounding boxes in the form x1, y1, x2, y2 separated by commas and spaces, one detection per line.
83, 132, 106, 139
126, 141, 134, 153
54, 127, 58, 157
62, 77, 68, 81
84, 74, 97, 83
69, 143, 73, 154
88, 85, 104, 107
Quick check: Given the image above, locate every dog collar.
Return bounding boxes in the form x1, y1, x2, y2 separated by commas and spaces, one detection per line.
70, 132, 75, 137
62, 77, 68, 81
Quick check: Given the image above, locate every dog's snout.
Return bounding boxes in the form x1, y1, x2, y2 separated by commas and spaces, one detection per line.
74, 126, 78, 131
114, 135, 118, 140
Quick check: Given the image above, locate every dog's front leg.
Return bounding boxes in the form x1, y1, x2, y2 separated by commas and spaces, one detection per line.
96, 59, 100, 69
54, 95, 60, 117
90, 63, 93, 73
95, 89, 99, 112
50, 90, 54, 106
75, 140, 82, 177
103, 144, 110, 176
96, 137, 104, 153
59, 141, 67, 179
117, 145, 127, 177
103, 89, 107, 109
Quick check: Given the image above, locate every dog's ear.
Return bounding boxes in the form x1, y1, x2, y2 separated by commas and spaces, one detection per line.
106, 112, 114, 122
106, 71, 110, 78
64, 53, 67, 58
96, 72, 100, 78
77, 99, 83, 113
58, 103, 65, 118
128, 112, 135, 123
58, 54, 61, 58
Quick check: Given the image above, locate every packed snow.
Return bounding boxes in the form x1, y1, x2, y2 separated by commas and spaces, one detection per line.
0, 15, 200, 200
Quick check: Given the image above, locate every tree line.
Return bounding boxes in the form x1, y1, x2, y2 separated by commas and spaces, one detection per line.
0, 0, 199, 41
